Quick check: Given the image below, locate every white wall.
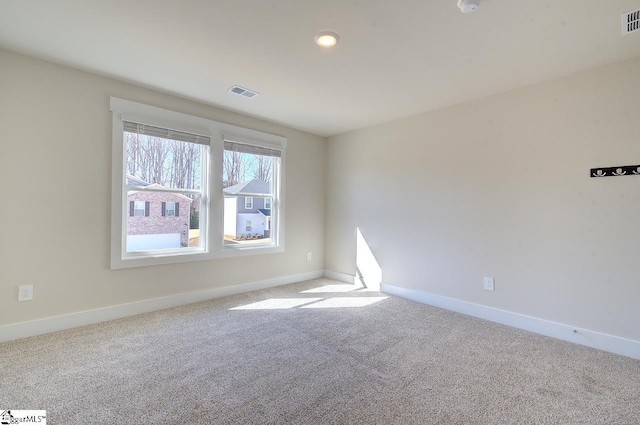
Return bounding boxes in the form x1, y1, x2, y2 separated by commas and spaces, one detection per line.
326, 57, 640, 342
0, 49, 325, 326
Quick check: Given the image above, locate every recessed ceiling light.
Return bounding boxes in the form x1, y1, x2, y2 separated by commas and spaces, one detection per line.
314, 32, 339, 48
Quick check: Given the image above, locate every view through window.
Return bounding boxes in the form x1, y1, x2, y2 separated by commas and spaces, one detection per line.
124, 122, 207, 253
223, 141, 280, 246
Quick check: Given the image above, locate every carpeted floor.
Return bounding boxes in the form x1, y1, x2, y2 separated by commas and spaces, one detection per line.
2, 278, 639, 424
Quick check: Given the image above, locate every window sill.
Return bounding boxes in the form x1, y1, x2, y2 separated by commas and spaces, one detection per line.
219, 244, 284, 258
110, 244, 284, 270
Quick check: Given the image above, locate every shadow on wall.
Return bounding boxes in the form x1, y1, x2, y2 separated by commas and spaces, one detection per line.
356, 227, 382, 291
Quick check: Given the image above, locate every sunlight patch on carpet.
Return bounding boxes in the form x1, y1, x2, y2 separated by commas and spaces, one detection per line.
300, 284, 361, 294
299, 297, 388, 309
230, 298, 322, 310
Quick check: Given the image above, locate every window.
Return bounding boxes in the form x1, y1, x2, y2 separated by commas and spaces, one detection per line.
133, 201, 147, 217
111, 97, 286, 269
163, 202, 177, 217
223, 139, 282, 247
123, 123, 206, 254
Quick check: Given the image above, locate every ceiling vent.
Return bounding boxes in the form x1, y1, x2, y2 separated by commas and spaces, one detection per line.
622, 9, 640, 34
228, 85, 259, 99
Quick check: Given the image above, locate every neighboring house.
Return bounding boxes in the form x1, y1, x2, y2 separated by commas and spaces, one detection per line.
126, 175, 149, 187
126, 175, 192, 250
223, 179, 272, 238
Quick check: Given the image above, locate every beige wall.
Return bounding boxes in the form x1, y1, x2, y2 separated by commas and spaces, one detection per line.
3, 46, 639, 344
0, 49, 326, 325
326, 57, 640, 341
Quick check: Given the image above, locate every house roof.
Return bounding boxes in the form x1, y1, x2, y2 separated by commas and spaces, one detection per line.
127, 183, 193, 203
258, 209, 271, 217
126, 175, 150, 186
223, 179, 270, 195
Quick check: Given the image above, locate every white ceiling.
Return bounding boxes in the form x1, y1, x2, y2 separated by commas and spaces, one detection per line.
1, 1, 639, 137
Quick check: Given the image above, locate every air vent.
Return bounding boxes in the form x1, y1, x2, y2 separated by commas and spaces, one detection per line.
228, 85, 259, 99
622, 9, 640, 34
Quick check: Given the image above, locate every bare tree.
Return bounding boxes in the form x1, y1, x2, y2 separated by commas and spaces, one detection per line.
148, 137, 170, 184
223, 151, 248, 188
185, 143, 200, 189
126, 133, 140, 177
252, 156, 272, 183
125, 134, 200, 189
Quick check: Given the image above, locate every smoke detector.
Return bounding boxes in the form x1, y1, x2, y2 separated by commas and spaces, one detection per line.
457, 0, 480, 13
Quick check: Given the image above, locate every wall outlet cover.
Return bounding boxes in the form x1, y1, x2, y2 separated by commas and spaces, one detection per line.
483, 277, 495, 291
18, 284, 34, 301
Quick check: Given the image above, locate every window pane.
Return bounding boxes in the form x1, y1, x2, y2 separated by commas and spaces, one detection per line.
222, 143, 279, 249
125, 132, 202, 190
133, 201, 145, 217
126, 190, 201, 252
223, 195, 272, 245
223, 150, 273, 195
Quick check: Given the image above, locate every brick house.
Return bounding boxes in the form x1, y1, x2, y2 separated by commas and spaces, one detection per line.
126, 176, 192, 250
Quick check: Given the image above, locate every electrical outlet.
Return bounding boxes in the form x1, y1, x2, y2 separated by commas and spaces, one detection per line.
18, 284, 33, 301
306, 251, 312, 261
483, 277, 495, 291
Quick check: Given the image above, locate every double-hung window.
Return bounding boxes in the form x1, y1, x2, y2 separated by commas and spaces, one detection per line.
223, 139, 282, 246
163, 202, 177, 217
133, 201, 147, 217
110, 97, 286, 269
121, 121, 208, 256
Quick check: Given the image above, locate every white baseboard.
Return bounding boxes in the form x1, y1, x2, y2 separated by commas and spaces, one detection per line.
380, 282, 640, 361
0, 270, 324, 344
323, 270, 357, 284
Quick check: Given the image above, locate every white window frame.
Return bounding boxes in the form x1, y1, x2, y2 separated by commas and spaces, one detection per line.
133, 201, 145, 217
264, 197, 271, 210
110, 97, 286, 269
244, 197, 253, 210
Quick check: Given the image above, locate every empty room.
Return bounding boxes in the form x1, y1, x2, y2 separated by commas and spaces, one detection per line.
1, 1, 639, 424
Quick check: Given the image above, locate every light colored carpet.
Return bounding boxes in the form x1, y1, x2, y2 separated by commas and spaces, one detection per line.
2, 278, 639, 424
